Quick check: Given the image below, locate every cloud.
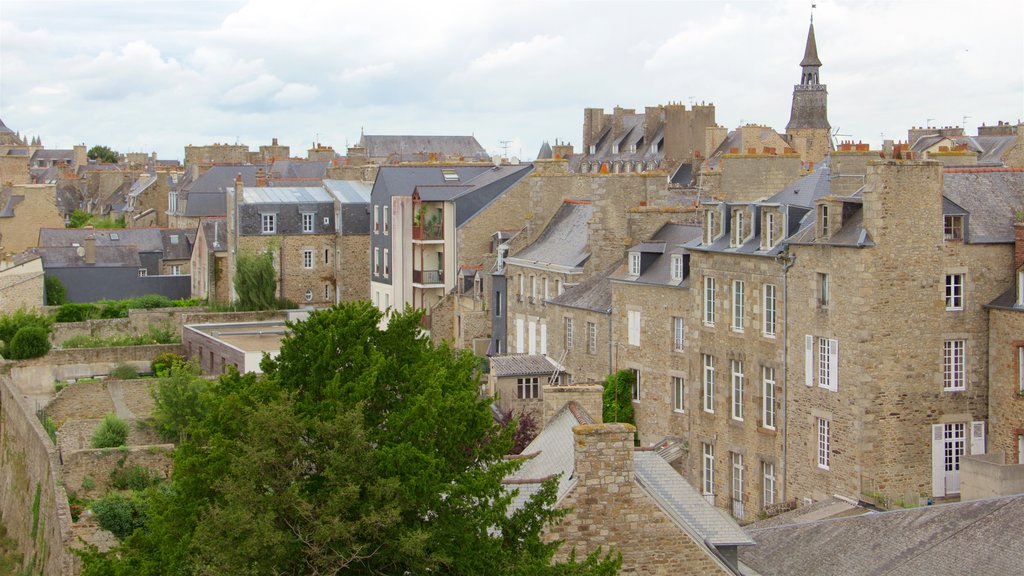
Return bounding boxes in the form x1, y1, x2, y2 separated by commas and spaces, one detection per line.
338, 63, 396, 84
469, 35, 566, 73
221, 73, 284, 106
271, 83, 319, 106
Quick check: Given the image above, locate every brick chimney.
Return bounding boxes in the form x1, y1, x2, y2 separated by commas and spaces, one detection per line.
84, 235, 96, 265
1014, 222, 1024, 270
572, 423, 635, 496
256, 167, 266, 187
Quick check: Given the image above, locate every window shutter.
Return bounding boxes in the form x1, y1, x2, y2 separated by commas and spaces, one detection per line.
540, 322, 548, 356
932, 424, 945, 497
805, 336, 814, 387
828, 339, 839, 392
971, 421, 986, 455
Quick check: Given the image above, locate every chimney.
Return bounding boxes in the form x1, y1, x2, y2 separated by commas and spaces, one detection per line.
572, 423, 635, 492
84, 235, 96, 264
272, 137, 278, 146
256, 167, 266, 187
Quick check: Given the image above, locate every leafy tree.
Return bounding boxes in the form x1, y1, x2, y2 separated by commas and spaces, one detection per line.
234, 250, 277, 311
90, 413, 129, 448
91, 492, 146, 539
602, 369, 635, 426
67, 209, 92, 228
149, 361, 210, 443
44, 275, 67, 305
84, 303, 621, 575
150, 352, 185, 377
6, 326, 51, 359
499, 407, 540, 455
87, 145, 119, 164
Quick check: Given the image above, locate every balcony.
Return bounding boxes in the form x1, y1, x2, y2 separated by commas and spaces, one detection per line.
412, 223, 444, 241
413, 269, 444, 285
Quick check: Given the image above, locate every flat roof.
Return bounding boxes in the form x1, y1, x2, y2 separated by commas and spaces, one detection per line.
185, 320, 288, 354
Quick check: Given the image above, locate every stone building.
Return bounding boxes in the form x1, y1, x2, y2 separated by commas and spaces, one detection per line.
190, 218, 228, 302
349, 134, 490, 165
0, 252, 44, 310
0, 183, 65, 254
487, 354, 567, 423
785, 20, 833, 164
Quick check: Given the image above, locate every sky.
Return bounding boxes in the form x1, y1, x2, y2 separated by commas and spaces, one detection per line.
1, 0, 1022, 162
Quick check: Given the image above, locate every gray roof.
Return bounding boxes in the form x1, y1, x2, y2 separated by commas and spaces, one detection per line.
800, 22, 822, 67
942, 168, 1024, 243
489, 354, 563, 377
181, 165, 268, 217
269, 159, 330, 179
160, 229, 195, 260
616, 223, 701, 286
128, 174, 158, 198
199, 218, 227, 252
536, 141, 553, 160
323, 179, 372, 204
241, 186, 334, 204
740, 494, 1024, 576
764, 162, 833, 207
359, 135, 488, 161
0, 118, 14, 134
31, 149, 74, 161
38, 245, 141, 268
505, 403, 591, 513
38, 228, 166, 251
507, 201, 593, 271
547, 262, 619, 312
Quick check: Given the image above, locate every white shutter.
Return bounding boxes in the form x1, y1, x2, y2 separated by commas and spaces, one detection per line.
828, 339, 839, 392
932, 424, 945, 497
971, 421, 986, 455
540, 322, 548, 356
805, 336, 814, 387
515, 318, 524, 353
528, 320, 537, 355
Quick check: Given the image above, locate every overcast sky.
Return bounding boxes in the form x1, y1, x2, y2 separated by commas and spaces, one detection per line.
1, 0, 1021, 162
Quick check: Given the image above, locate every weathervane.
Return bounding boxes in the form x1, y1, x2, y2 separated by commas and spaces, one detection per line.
811, 3, 816, 22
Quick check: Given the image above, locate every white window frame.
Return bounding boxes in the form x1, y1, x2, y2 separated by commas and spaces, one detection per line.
564, 317, 574, 350
627, 310, 641, 347
702, 443, 715, 499
764, 211, 776, 249
517, 376, 539, 399
301, 212, 314, 234
170, 264, 181, 276
629, 252, 641, 276
671, 254, 683, 282
732, 279, 745, 332
732, 209, 745, 247
731, 359, 744, 421
587, 321, 597, 355
383, 248, 390, 277
373, 247, 380, 276
631, 369, 641, 402
944, 339, 966, 391
137, 268, 148, 277
817, 337, 838, 391
373, 205, 380, 233
818, 272, 830, 307
261, 213, 277, 234
1019, 346, 1024, 394
763, 461, 776, 507
302, 249, 313, 269
382, 205, 389, 234
704, 211, 716, 244
703, 354, 715, 413
817, 417, 831, 470
672, 376, 684, 413
763, 284, 777, 337
731, 452, 744, 506
945, 273, 964, 311
1017, 270, 1024, 306
673, 317, 684, 351
762, 366, 776, 430
704, 276, 716, 326
944, 214, 963, 241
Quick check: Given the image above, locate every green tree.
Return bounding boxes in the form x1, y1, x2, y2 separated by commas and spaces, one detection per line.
44, 275, 67, 305
234, 250, 277, 311
602, 369, 635, 426
67, 209, 92, 228
149, 361, 210, 443
83, 303, 620, 575
90, 413, 129, 448
87, 145, 119, 164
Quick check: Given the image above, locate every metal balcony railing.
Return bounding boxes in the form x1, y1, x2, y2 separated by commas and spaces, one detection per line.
412, 223, 443, 241
413, 269, 444, 284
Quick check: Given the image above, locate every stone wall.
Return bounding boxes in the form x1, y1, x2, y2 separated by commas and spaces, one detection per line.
337, 234, 370, 302
56, 419, 163, 456
541, 384, 603, 425
61, 446, 173, 501
986, 306, 1024, 461
0, 375, 75, 576
960, 451, 1024, 501
236, 234, 337, 307
0, 260, 44, 311
719, 154, 804, 203
0, 184, 64, 254
16, 344, 182, 374
45, 379, 156, 429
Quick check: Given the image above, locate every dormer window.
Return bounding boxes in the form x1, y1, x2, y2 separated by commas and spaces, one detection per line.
612, 143, 620, 154
763, 211, 777, 250
704, 211, 716, 244
819, 205, 830, 238
628, 143, 637, 154
671, 254, 683, 282
589, 145, 596, 155
629, 252, 641, 276
732, 209, 745, 247
944, 215, 963, 241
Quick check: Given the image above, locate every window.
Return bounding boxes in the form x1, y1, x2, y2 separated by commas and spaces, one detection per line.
261, 213, 276, 234
556, 279, 563, 295
628, 310, 641, 346
763, 284, 777, 337
612, 143, 619, 154
324, 249, 330, 264
704, 276, 716, 326
629, 252, 640, 276
303, 249, 313, 269
764, 211, 776, 249
702, 443, 715, 501
517, 377, 539, 399
672, 376, 684, 413
731, 452, 744, 508
704, 211, 716, 244
731, 360, 744, 421
304, 289, 313, 302
442, 168, 459, 182
495, 292, 502, 317
944, 215, 963, 241
762, 367, 776, 429
817, 418, 831, 469
818, 337, 838, 391
373, 247, 380, 275
168, 191, 178, 214
383, 249, 390, 276
302, 212, 314, 233
1018, 270, 1024, 306
673, 317, 684, 351
732, 210, 745, 246
944, 339, 966, 391
587, 321, 597, 354
530, 276, 537, 303
383, 206, 389, 234
564, 318, 574, 350
732, 280, 745, 331
138, 268, 148, 277
819, 204, 830, 237
1019, 346, 1024, 394
518, 274, 524, 301
818, 273, 830, 307
324, 284, 331, 301
543, 277, 549, 300
589, 144, 596, 155
703, 354, 715, 413
763, 462, 776, 508
671, 254, 683, 282
373, 205, 380, 233
945, 273, 964, 310
631, 369, 640, 402
170, 264, 181, 276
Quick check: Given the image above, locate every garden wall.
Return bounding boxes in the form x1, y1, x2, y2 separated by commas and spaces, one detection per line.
61, 445, 173, 501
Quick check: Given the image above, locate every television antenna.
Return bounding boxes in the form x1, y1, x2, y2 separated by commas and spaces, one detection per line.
500, 140, 512, 159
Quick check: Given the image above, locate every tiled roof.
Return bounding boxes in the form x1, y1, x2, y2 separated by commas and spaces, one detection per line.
38, 228, 166, 251
547, 262, 618, 312
740, 494, 1024, 576
489, 354, 563, 377
38, 245, 141, 268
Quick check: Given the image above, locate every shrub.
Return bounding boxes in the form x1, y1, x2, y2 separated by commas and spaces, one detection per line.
109, 364, 139, 380
151, 362, 208, 442
81, 476, 96, 492
151, 352, 185, 377
110, 465, 159, 491
0, 309, 52, 356
7, 326, 52, 359
44, 275, 67, 306
91, 414, 129, 448
54, 303, 101, 323
90, 492, 145, 539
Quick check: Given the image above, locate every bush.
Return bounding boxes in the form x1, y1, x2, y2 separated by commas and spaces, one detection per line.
151, 362, 209, 442
0, 309, 52, 357
91, 414, 129, 448
151, 352, 185, 377
54, 303, 101, 323
90, 492, 145, 539
44, 275, 67, 306
7, 326, 52, 359
110, 364, 139, 380
61, 326, 181, 349
110, 465, 159, 491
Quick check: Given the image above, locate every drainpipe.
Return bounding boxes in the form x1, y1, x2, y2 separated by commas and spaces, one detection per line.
607, 306, 614, 375
779, 251, 796, 503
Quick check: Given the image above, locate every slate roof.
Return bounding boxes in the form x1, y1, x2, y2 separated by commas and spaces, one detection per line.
941, 168, 1024, 243
359, 135, 488, 161
241, 186, 334, 204
615, 223, 701, 287
323, 179, 372, 204
505, 402, 591, 513
507, 201, 593, 271
180, 165, 268, 217
37, 246, 141, 268
160, 229, 196, 260
31, 149, 74, 162
269, 159, 330, 179
37, 228, 190, 254
489, 354, 564, 377
127, 174, 158, 198
800, 22, 822, 67
547, 261, 619, 312
0, 118, 14, 134
740, 494, 1024, 576
536, 141, 553, 160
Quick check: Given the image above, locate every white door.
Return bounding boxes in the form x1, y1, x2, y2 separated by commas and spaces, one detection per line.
935, 423, 965, 496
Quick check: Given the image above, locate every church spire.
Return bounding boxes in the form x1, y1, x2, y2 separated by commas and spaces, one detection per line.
800, 22, 822, 85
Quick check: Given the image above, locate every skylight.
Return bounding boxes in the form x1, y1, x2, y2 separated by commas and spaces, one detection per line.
442, 169, 459, 182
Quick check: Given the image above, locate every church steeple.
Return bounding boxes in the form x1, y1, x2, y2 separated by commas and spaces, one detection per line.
786, 17, 832, 164
800, 22, 822, 85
